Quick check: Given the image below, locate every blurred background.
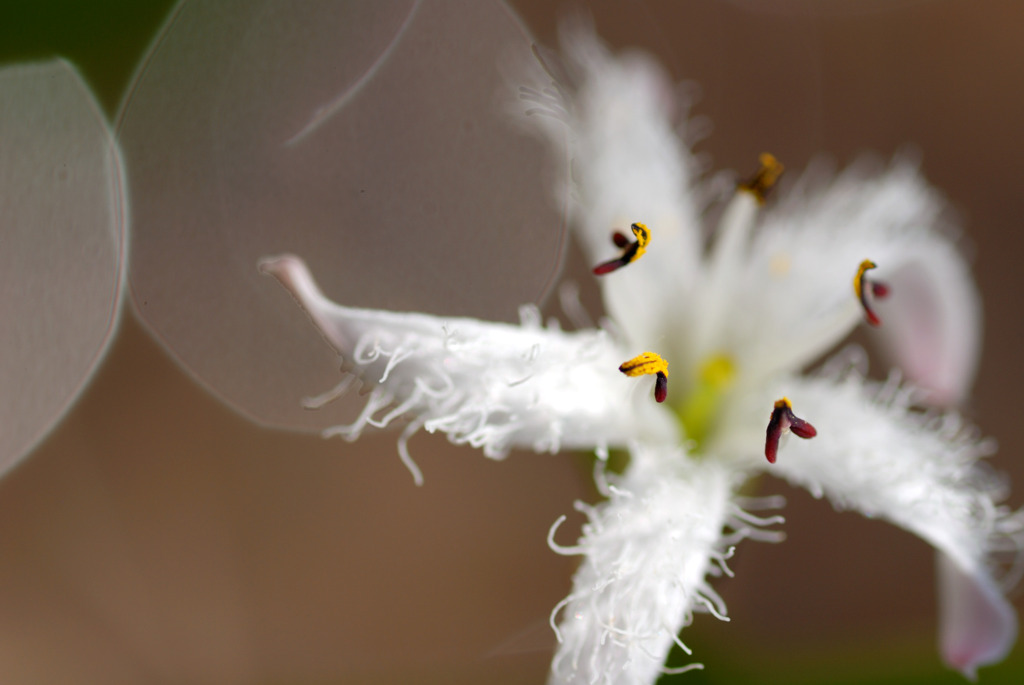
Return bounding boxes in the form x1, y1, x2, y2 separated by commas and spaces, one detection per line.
0, 0, 1022, 683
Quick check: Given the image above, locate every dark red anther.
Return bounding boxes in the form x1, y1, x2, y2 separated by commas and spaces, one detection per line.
765, 416, 783, 465
611, 231, 630, 248
789, 416, 817, 439
654, 372, 668, 403
871, 282, 890, 298
764, 398, 816, 464
593, 243, 641, 275
593, 255, 630, 275
863, 307, 882, 328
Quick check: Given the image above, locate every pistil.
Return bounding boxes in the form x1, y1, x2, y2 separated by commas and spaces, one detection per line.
678, 354, 736, 449
695, 154, 783, 358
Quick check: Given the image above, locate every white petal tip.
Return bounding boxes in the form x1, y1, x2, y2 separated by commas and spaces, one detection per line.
939, 555, 1018, 680
258, 254, 326, 313
258, 253, 305, 280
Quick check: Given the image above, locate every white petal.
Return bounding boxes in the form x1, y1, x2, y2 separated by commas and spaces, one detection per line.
261, 255, 677, 483
718, 159, 980, 400
516, 26, 704, 349
938, 552, 1018, 680
690, 191, 760, 364
0, 60, 126, 474
728, 369, 1022, 675
547, 451, 758, 685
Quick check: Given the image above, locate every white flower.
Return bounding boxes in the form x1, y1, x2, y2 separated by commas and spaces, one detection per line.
260, 28, 1022, 684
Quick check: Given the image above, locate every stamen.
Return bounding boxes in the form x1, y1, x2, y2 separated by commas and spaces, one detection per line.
764, 397, 816, 464
593, 222, 650, 275
618, 351, 669, 403
738, 153, 784, 204
853, 259, 891, 327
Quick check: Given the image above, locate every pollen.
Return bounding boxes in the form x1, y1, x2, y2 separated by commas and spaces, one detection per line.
593, 222, 651, 275
619, 351, 669, 403
738, 153, 784, 204
853, 259, 891, 327
765, 397, 817, 464
769, 253, 791, 278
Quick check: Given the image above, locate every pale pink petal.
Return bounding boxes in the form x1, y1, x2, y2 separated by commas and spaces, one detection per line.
721, 159, 979, 402
872, 245, 980, 405
938, 552, 1017, 680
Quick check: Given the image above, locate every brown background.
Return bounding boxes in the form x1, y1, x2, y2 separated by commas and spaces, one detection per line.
0, 1, 1021, 683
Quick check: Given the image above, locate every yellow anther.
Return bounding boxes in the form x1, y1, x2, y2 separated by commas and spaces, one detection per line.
619, 351, 669, 403
853, 259, 888, 327
619, 351, 668, 378
853, 259, 877, 301
774, 397, 792, 411
631, 222, 650, 249
739, 153, 785, 204
593, 222, 651, 275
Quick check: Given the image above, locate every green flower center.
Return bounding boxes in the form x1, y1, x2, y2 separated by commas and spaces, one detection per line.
677, 353, 736, 451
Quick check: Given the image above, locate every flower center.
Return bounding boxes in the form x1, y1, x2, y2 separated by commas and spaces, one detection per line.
677, 353, 736, 450
596, 156, 838, 464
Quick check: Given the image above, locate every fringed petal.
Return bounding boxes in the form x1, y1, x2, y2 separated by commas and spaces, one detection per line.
730, 367, 1022, 677
719, 159, 980, 400
513, 25, 704, 350
547, 450, 774, 685
261, 255, 677, 483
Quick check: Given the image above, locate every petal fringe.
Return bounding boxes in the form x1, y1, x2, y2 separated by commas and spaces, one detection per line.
261, 255, 677, 483
748, 365, 1022, 676
547, 452, 778, 685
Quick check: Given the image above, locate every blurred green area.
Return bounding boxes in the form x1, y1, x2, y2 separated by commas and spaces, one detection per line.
0, 1, 1021, 684
0, 0, 174, 114
666, 630, 1024, 685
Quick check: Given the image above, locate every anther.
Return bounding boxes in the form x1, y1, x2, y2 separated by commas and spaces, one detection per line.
764, 397, 816, 464
738, 153, 785, 204
593, 222, 650, 275
853, 259, 891, 327
619, 351, 669, 403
